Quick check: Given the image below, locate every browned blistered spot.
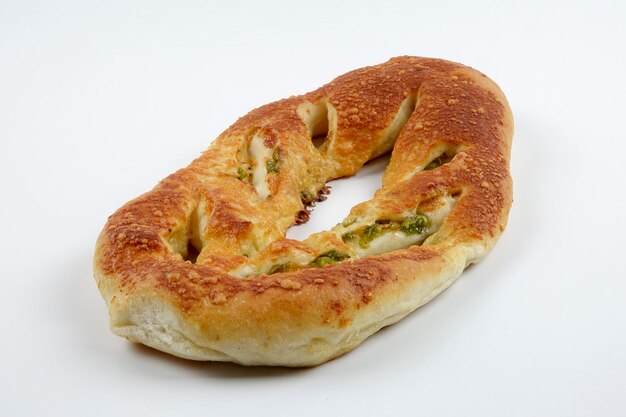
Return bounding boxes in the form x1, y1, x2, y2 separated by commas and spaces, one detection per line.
166, 272, 180, 281
330, 300, 344, 315
202, 275, 218, 284
200, 255, 245, 271
339, 317, 352, 328
210, 291, 227, 305
279, 279, 302, 290
262, 133, 278, 148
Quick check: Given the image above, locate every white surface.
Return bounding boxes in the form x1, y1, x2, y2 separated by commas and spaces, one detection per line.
1, 0, 625, 415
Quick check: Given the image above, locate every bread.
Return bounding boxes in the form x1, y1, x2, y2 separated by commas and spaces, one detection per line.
94, 56, 513, 366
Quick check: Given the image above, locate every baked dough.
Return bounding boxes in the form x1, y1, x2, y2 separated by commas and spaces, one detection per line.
94, 56, 513, 366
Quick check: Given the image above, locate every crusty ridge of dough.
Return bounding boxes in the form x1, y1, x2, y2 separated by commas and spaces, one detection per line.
94, 56, 513, 366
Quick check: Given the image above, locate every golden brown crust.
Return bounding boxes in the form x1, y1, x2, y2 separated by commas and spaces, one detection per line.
94, 56, 513, 366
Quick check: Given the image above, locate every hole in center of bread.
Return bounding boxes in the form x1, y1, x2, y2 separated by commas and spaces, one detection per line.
286, 153, 390, 241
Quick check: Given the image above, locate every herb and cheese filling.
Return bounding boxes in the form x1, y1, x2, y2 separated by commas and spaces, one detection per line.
229, 195, 457, 277
340, 195, 457, 257
248, 134, 273, 199
236, 132, 282, 199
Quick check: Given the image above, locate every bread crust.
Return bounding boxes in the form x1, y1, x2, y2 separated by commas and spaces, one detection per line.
94, 56, 513, 366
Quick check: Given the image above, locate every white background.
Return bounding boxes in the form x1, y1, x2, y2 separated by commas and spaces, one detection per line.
1, 0, 625, 416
